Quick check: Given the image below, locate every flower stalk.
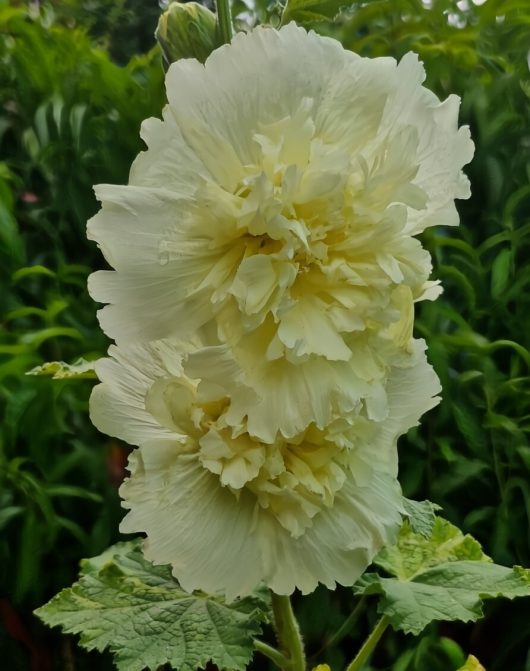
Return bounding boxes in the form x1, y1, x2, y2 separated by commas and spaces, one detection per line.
215, 0, 232, 44
312, 597, 367, 659
271, 594, 306, 671
254, 640, 291, 669
344, 616, 389, 671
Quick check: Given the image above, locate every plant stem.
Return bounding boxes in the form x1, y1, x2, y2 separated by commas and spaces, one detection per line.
215, 0, 232, 44
344, 616, 389, 671
271, 593, 306, 671
254, 640, 291, 669
279, 0, 293, 27
312, 597, 367, 660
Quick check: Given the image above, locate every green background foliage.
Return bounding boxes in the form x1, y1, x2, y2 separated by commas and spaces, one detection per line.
1, 0, 529, 668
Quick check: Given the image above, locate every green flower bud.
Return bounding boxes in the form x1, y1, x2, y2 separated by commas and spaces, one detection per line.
156, 1, 220, 69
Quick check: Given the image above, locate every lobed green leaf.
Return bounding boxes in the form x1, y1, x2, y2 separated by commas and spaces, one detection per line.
402, 500, 441, 538
35, 540, 270, 671
354, 518, 530, 634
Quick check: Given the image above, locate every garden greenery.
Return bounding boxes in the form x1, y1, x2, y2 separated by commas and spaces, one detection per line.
1, 0, 530, 670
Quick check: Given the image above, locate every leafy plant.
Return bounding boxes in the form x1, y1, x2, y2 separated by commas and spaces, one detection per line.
3, 0, 530, 668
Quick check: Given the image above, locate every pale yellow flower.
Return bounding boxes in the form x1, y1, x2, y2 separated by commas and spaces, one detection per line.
88, 25, 472, 347
90, 338, 440, 598
87, 24, 471, 433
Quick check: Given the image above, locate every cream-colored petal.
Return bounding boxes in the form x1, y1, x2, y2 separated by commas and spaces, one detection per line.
164, 24, 350, 161
90, 342, 187, 449
277, 296, 352, 361
120, 450, 264, 599
120, 447, 403, 599
370, 339, 441, 476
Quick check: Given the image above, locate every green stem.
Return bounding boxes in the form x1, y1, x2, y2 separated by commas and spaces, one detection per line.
215, 0, 232, 44
344, 616, 389, 671
254, 640, 291, 670
312, 597, 367, 660
279, 0, 293, 27
271, 593, 306, 671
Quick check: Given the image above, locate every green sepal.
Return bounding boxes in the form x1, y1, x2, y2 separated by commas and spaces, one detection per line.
156, 1, 220, 69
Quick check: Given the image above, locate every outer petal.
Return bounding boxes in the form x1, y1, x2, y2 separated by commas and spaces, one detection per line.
90, 340, 192, 448
120, 448, 403, 599
368, 339, 442, 477
163, 24, 352, 163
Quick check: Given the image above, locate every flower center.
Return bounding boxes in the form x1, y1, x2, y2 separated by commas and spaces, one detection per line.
145, 373, 374, 537
198, 421, 354, 538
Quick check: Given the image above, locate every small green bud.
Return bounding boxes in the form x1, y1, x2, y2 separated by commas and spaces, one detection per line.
156, 1, 220, 69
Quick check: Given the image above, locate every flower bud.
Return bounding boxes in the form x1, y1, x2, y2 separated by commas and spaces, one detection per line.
156, 1, 219, 68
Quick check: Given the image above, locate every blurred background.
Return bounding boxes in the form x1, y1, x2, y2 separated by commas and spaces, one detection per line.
0, 0, 529, 668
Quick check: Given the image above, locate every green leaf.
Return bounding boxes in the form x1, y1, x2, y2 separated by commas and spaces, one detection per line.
281, 0, 352, 25
35, 540, 269, 671
490, 248, 512, 299
403, 499, 441, 538
0, 505, 24, 531
354, 518, 530, 634
27, 358, 98, 380
373, 517, 489, 581
12, 264, 56, 282
458, 656, 486, 671
452, 404, 488, 456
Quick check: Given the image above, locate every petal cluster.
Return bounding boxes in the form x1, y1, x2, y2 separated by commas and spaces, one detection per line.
91, 338, 439, 598
88, 24, 472, 597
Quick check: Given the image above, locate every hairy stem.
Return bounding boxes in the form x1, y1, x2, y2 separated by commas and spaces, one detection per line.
271, 593, 306, 671
345, 616, 389, 671
312, 597, 367, 660
254, 640, 291, 669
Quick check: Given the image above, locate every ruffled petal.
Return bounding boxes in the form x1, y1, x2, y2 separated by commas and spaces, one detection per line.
88, 24, 472, 349
97, 337, 437, 598
120, 447, 403, 599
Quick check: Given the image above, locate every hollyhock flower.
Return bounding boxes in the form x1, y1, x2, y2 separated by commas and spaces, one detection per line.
88, 23, 472, 347
87, 24, 471, 432
89, 338, 440, 598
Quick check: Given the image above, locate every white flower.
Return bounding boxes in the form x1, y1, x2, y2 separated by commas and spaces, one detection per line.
87, 24, 471, 432
86, 24, 470, 596
88, 24, 472, 345
90, 338, 440, 598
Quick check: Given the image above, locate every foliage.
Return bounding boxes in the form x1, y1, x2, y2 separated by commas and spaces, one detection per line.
458, 656, 486, 671
2, 0, 530, 669
36, 540, 269, 671
40, 0, 163, 64
355, 517, 530, 634
280, 0, 348, 26
39, 514, 525, 671
0, 1, 164, 666
335, 2, 530, 667
403, 499, 441, 537
27, 358, 97, 379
